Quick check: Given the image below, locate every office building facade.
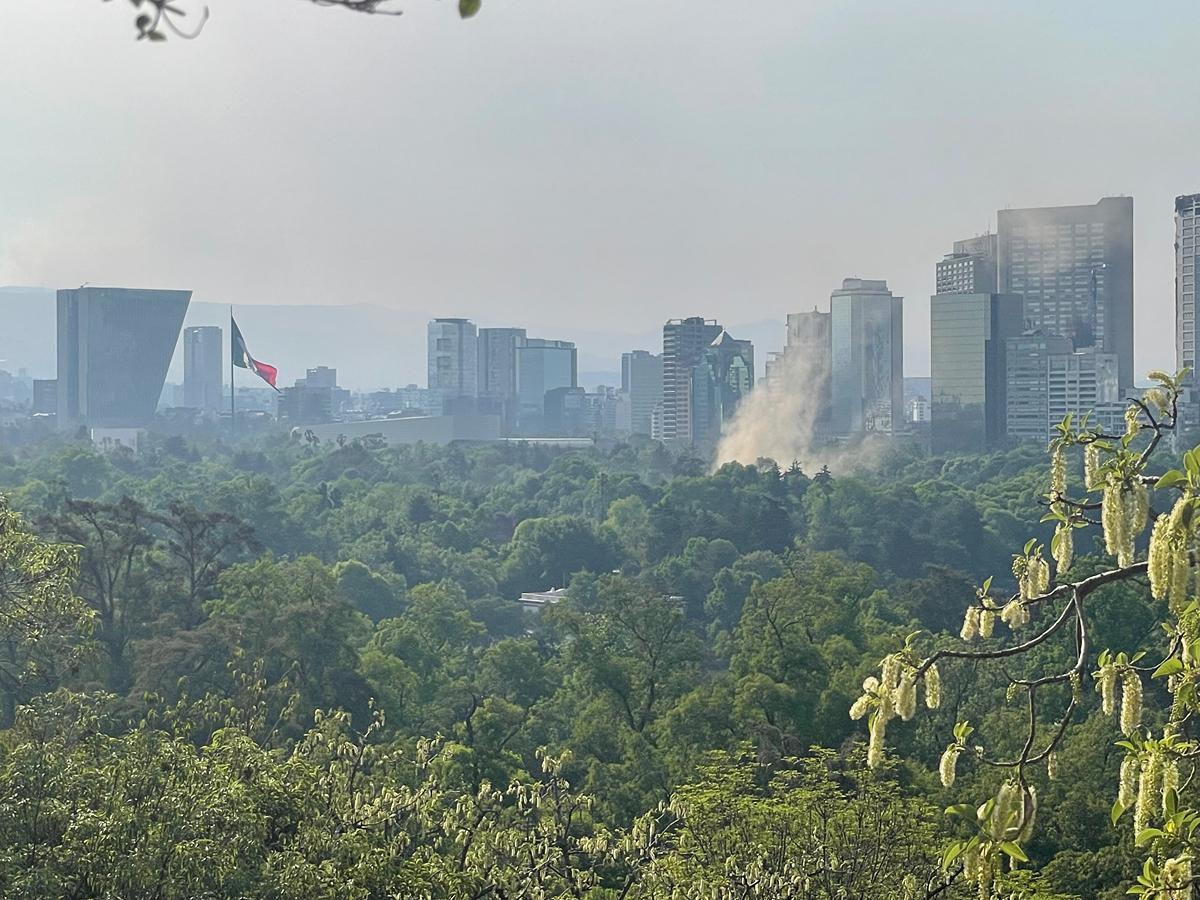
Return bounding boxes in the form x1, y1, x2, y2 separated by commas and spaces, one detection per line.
516, 339, 577, 431
182, 325, 223, 413
661, 317, 723, 444
997, 196, 1134, 388
1177, 194, 1199, 380
621, 350, 663, 437
691, 330, 754, 448
935, 234, 998, 295
427, 318, 478, 412
1005, 333, 1073, 444
56, 287, 191, 428
829, 279, 904, 435
930, 293, 1023, 452
478, 327, 527, 427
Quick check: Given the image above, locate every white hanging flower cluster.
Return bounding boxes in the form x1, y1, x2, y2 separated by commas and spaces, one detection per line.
1134, 752, 1162, 834
1084, 443, 1103, 490
1052, 522, 1074, 573
1162, 854, 1194, 900
1014, 548, 1050, 602
1120, 670, 1144, 735
939, 744, 961, 788
960, 605, 981, 641
924, 662, 941, 710
1000, 599, 1030, 629
1050, 443, 1067, 498
1118, 753, 1138, 808
1102, 478, 1147, 567
1149, 496, 1194, 610
1097, 655, 1143, 734
1125, 405, 1142, 440
853, 653, 941, 768
1046, 751, 1058, 781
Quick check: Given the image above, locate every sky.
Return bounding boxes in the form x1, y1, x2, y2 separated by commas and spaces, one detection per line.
1, 0, 1196, 385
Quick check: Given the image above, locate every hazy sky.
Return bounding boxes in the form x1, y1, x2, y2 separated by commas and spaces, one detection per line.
1, 0, 1196, 379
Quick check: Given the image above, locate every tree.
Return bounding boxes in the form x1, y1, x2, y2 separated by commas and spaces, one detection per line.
850, 370, 1200, 897
0, 499, 93, 726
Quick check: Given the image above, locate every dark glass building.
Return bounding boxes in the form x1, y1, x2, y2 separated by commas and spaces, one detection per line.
56, 287, 191, 428
930, 293, 1023, 453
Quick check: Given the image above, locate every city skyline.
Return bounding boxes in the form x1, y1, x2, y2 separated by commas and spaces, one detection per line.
1, 1, 1195, 386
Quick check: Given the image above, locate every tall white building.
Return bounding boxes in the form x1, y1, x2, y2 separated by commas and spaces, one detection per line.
1177, 194, 1199, 379
182, 325, 223, 413
427, 318, 478, 412
829, 279, 904, 435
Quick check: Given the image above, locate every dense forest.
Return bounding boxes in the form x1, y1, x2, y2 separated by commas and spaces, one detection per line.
0, 410, 1192, 898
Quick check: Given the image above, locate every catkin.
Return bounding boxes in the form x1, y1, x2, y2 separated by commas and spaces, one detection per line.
1046, 751, 1058, 781
979, 608, 996, 639
1050, 444, 1066, 497
1125, 405, 1141, 439
1118, 754, 1138, 808
961, 606, 981, 641
1098, 664, 1117, 716
939, 745, 960, 788
1150, 516, 1174, 600
1053, 523, 1074, 572
1120, 670, 1143, 734
1103, 482, 1131, 564
895, 671, 917, 721
1084, 444, 1102, 490
867, 710, 887, 768
924, 663, 941, 709
849, 693, 871, 721
1135, 753, 1161, 834
1163, 854, 1193, 900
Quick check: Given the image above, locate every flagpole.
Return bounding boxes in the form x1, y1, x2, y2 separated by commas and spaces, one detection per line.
229, 306, 235, 432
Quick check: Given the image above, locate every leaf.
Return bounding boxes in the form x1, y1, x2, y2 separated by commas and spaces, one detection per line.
999, 841, 1029, 862
459, 0, 482, 17
941, 840, 964, 870
1134, 827, 1164, 847
1112, 799, 1127, 826
1155, 470, 1187, 490
1152, 658, 1184, 678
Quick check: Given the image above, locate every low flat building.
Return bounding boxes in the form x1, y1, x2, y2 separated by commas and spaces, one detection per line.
306, 413, 502, 446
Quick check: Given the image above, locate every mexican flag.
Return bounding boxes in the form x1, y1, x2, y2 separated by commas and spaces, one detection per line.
231, 315, 279, 390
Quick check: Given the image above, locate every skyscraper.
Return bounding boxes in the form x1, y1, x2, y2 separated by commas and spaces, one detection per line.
661, 317, 723, 445
691, 331, 755, 448
930, 292, 1023, 452
427, 318, 478, 413
935, 234, 998, 295
997, 196, 1134, 388
1176, 194, 1199, 380
1005, 333, 1073, 444
478, 327, 527, 426
515, 338, 577, 431
182, 325, 223, 413
620, 350, 663, 437
829, 279, 904, 435
56, 287, 191, 428
784, 309, 833, 433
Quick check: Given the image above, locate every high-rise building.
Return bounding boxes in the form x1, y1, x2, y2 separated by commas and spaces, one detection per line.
783, 309, 833, 433
516, 338, 577, 431
691, 331, 754, 448
427, 319, 478, 413
303, 366, 338, 388
32, 379, 57, 415
1046, 347, 1123, 435
182, 326, 223, 413
829, 279, 904, 435
661, 317, 723, 444
56, 287, 191, 429
930, 293, 1023, 452
478, 327, 527, 427
620, 350, 663, 437
997, 196, 1134, 388
935, 234, 998, 295
1005, 333, 1073, 444
1176, 194, 1199, 380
